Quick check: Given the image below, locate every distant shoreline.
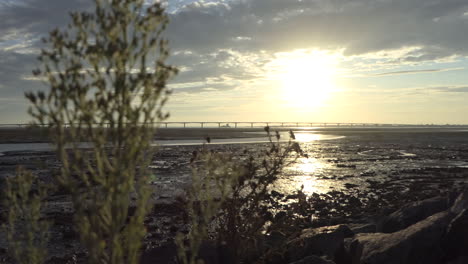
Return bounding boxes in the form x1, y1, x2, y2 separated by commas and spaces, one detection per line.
1, 126, 468, 144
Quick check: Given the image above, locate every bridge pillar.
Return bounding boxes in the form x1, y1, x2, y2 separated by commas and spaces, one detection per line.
183, 123, 186, 128
251, 123, 253, 128
218, 122, 221, 128
201, 123, 204, 128
165, 123, 167, 128
235, 122, 237, 128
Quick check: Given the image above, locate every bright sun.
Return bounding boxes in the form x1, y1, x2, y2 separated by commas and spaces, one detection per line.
273, 50, 338, 108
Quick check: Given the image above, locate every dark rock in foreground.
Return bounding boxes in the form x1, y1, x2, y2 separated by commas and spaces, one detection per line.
377, 195, 450, 233
289, 255, 336, 264
281, 188, 468, 264
348, 211, 451, 264
284, 225, 353, 262
137, 189, 468, 264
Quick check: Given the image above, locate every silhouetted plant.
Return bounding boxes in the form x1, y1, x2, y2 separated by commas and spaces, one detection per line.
23, 0, 177, 263
177, 128, 308, 264
3, 167, 49, 264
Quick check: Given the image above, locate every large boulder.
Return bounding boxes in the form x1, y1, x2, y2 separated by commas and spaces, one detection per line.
440, 188, 468, 262
347, 211, 453, 264
444, 256, 468, 264
378, 195, 449, 233
450, 188, 468, 215
283, 225, 353, 263
443, 209, 468, 261
335, 238, 362, 264
348, 223, 376, 234
289, 255, 336, 264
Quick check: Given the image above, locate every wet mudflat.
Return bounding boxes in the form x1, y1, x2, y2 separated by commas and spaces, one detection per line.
0, 128, 467, 263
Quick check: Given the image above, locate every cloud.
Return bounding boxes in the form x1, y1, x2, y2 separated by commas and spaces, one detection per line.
167, 48, 270, 93
398, 85, 468, 97
167, 0, 468, 57
2, 0, 468, 122
372, 67, 464, 76
0, 0, 90, 43
430, 86, 468, 93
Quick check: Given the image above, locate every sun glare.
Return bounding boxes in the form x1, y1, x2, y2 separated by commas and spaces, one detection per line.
273, 50, 338, 108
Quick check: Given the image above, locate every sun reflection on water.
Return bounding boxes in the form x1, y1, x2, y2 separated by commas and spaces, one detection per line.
272, 133, 345, 196
294, 133, 322, 142
293, 157, 326, 194
295, 157, 321, 174
275, 156, 331, 195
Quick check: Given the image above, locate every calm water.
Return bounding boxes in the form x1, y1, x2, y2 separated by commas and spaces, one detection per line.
0, 132, 343, 154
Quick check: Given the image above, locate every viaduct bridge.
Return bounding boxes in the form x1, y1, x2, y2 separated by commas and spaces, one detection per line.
0, 122, 464, 129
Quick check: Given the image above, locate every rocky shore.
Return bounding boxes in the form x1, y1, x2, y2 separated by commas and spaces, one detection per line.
1, 128, 468, 263
136, 188, 468, 264
273, 189, 468, 264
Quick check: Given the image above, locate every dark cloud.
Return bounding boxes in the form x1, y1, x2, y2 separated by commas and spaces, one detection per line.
166, 0, 468, 57
0, 0, 90, 42
0, 50, 42, 97
0, 0, 92, 100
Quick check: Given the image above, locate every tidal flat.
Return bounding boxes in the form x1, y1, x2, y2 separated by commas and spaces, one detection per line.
0, 127, 467, 263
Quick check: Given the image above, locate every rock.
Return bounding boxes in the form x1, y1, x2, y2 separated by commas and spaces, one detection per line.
335, 238, 362, 264
348, 211, 452, 264
443, 208, 468, 262
378, 195, 449, 233
450, 188, 468, 215
265, 230, 287, 248
444, 256, 468, 264
284, 225, 353, 262
289, 255, 336, 264
348, 223, 376, 234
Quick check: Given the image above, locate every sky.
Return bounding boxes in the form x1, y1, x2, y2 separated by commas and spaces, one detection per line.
1, 0, 468, 124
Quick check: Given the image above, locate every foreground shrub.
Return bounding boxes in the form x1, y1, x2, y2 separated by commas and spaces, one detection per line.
22, 0, 177, 263
4, 167, 49, 264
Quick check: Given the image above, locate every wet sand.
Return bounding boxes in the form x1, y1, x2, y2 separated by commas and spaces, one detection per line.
0, 127, 271, 143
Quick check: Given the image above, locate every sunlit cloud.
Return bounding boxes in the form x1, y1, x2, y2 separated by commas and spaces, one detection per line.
371, 67, 464, 77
